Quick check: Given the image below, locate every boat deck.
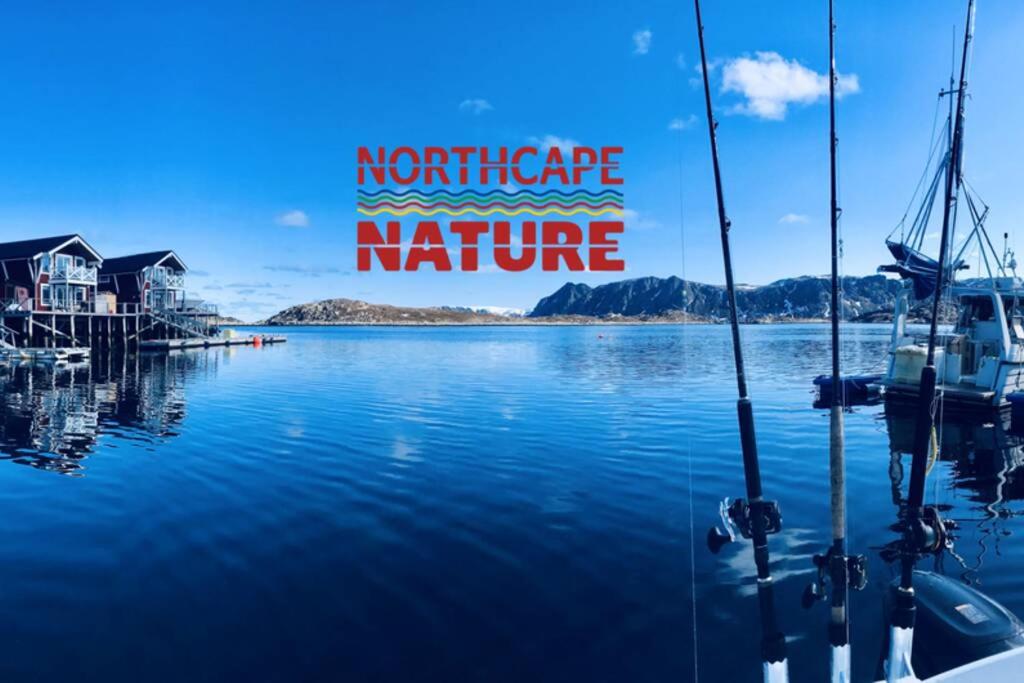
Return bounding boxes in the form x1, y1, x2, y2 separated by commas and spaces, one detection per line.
881, 379, 1001, 408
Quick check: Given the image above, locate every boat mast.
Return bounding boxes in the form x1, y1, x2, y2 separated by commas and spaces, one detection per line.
695, 1, 788, 681
887, 1, 975, 680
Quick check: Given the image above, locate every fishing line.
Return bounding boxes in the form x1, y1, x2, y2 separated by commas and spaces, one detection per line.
675, 52, 699, 682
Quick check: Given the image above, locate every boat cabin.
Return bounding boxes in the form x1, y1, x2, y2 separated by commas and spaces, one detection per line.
99, 251, 187, 313
0, 234, 102, 313
886, 278, 1024, 406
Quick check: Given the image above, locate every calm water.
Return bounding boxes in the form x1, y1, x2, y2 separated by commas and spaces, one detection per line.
0, 324, 1022, 682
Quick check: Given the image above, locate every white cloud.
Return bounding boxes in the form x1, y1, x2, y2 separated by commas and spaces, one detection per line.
499, 183, 519, 193
527, 134, 581, 154
675, 53, 686, 69
623, 208, 661, 231
722, 51, 859, 120
668, 115, 698, 131
276, 209, 309, 227
458, 98, 493, 115
779, 213, 810, 224
632, 29, 652, 55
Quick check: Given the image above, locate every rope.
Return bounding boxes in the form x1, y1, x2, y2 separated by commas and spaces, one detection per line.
888, 104, 946, 242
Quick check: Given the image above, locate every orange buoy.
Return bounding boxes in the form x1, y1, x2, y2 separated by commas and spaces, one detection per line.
253, 336, 262, 347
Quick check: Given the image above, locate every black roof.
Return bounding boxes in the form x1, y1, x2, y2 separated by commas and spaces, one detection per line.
100, 251, 186, 274
0, 234, 87, 260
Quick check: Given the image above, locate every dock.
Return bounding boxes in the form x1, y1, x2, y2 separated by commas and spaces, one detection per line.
0, 346, 91, 364
139, 335, 287, 352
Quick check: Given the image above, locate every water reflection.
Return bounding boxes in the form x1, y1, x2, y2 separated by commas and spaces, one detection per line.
882, 404, 1024, 582
0, 351, 216, 475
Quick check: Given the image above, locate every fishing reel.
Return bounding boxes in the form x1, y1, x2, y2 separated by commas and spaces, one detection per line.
801, 549, 868, 609
910, 505, 952, 555
879, 505, 955, 564
707, 497, 782, 554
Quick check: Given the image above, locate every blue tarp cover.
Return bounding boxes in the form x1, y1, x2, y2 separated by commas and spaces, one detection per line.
878, 239, 964, 300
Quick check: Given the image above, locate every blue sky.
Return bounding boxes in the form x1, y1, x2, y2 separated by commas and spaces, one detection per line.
1, 1, 1022, 320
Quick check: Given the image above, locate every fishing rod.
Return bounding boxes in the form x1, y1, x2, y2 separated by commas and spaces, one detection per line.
886, 1, 975, 680
695, 1, 788, 680
802, 4, 866, 682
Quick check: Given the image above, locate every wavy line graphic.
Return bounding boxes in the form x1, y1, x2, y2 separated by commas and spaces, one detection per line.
358, 188, 623, 200
358, 200, 623, 212
357, 207, 624, 217
359, 195, 622, 208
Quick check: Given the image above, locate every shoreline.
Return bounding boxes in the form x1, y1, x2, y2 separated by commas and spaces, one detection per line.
224, 318, 899, 328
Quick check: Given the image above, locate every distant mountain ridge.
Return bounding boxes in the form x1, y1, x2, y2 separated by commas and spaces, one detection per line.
255, 275, 921, 325
529, 275, 906, 321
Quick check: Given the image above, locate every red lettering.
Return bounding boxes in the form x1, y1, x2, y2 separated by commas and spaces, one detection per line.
600, 147, 624, 185
357, 146, 386, 185
451, 146, 476, 185
389, 147, 420, 184
406, 221, 452, 271
511, 147, 538, 185
571, 147, 598, 184
540, 148, 570, 185
589, 221, 625, 271
357, 220, 401, 271
450, 221, 489, 271
423, 147, 450, 185
541, 221, 584, 271
494, 221, 536, 271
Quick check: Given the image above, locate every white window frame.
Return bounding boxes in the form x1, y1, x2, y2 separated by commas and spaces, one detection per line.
55, 253, 72, 275
40, 284, 52, 306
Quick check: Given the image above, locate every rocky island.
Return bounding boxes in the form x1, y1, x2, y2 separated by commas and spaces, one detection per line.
238, 274, 937, 326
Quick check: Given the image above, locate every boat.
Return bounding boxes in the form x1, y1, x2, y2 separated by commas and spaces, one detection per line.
878, 4, 1022, 410
883, 276, 1024, 409
878, 2, 1024, 680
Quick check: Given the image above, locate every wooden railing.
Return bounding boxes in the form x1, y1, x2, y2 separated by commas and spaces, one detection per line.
51, 265, 98, 284
1, 298, 33, 313
152, 272, 185, 289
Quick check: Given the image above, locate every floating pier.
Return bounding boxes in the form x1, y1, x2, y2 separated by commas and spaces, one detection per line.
139, 335, 286, 352
0, 346, 91, 364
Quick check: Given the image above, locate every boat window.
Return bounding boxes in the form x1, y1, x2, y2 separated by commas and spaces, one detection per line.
970, 298, 994, 322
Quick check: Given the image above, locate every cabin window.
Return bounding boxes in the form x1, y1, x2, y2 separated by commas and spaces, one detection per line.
55, 254, 72, 274
39, 254, 51, 274
74, 256, 85, 269
76, 287, 87, 302
144, 289, 152, 309
40, 284, 51, 306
